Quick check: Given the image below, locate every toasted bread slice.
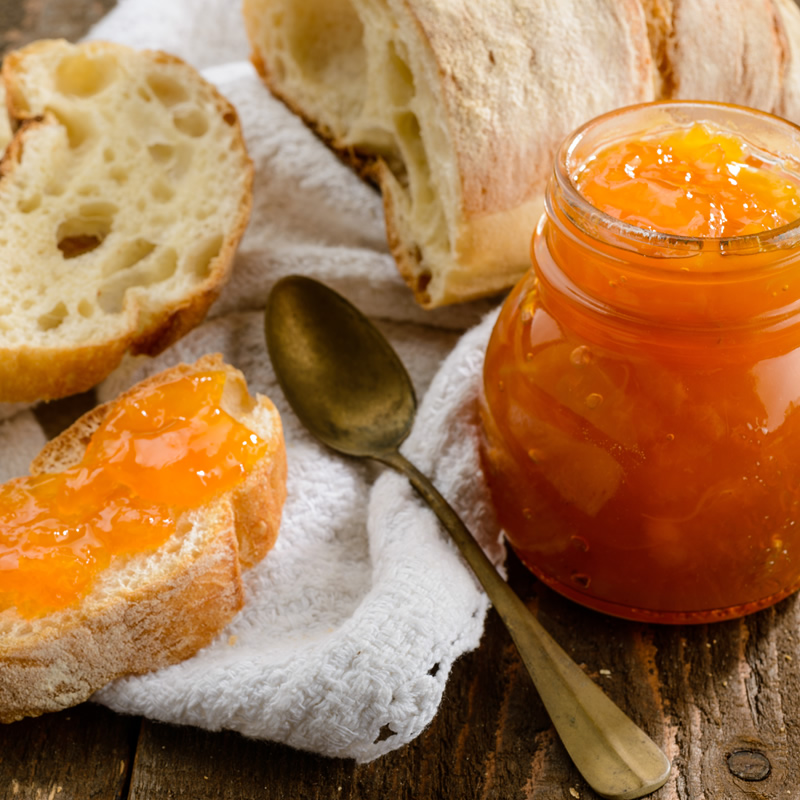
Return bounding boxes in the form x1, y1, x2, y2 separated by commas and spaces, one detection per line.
0, 354, 287, 723
0, 40, 253, 402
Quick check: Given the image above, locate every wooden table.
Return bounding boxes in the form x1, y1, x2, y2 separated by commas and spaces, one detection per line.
1, 2, 799, 798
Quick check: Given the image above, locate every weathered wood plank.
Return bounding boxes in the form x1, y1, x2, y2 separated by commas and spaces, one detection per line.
0, 703, 140, 800
0, 0, 117, 57
510, 562, 800, 800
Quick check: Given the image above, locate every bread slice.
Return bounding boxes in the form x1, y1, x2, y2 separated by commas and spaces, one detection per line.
0, 39, 253, 402
0, 354, 287, 723
243, 0, 800, 308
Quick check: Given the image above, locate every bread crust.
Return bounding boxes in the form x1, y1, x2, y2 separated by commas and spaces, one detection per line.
761, 0, 800, 122
640, 0, 786, 109
0, 41, 254, 402
0, 355, 287, 723
398, 0, 654, 305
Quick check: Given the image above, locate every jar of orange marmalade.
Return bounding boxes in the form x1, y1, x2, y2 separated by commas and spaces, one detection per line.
479, 101, 800, 623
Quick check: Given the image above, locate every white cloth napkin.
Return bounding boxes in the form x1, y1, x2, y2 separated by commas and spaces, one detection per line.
1, 0, 513, 761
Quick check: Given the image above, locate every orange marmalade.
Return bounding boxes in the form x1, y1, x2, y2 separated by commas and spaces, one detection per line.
479, 102, 800, 623
0, 370, 267, 619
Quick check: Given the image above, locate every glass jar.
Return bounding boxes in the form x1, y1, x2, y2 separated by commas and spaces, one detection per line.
479, 101, 800, 623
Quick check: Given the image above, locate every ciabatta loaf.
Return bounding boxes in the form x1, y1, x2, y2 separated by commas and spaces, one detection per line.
0, 39, 253, 402
0, 354, 287, 723
243, 0, 800, 308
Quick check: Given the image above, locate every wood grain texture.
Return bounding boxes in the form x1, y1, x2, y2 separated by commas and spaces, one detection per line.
0, 0, 117, 57
0, 702, 140, 800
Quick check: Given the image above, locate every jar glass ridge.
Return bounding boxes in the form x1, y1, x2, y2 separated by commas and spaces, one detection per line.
479, 101, 800, 623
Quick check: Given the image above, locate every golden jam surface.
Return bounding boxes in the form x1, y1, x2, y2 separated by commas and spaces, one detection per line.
574, 122, 800, 238
0, 371, 267, 619
480, 121, 800, 622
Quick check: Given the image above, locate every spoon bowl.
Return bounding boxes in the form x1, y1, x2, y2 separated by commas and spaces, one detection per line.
266, 275, 671, 800
266, 276, 415, 457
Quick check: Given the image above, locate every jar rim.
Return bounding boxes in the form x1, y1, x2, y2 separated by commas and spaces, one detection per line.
554, 100, 800, 256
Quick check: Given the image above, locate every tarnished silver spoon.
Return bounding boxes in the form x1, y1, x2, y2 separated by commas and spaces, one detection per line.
265, 275, 671, 800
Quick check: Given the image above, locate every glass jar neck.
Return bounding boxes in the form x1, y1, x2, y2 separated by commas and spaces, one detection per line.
537, 102, 800, 334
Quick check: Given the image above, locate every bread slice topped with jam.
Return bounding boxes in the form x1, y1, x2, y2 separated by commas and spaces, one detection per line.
0, 39, 253, 402
0, 354, 287, 723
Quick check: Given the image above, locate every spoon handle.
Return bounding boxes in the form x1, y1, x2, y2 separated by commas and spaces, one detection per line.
379, 449, 670, 800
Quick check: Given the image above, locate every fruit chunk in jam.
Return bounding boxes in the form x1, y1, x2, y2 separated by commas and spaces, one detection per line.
480, 104, 800, 623
0, 371, 266, 619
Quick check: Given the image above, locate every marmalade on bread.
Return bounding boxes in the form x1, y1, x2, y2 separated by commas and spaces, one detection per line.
0, 371, 267, 619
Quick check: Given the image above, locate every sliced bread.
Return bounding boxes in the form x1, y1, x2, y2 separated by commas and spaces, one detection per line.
0, 39, 253, 402
0, 354, 287, 723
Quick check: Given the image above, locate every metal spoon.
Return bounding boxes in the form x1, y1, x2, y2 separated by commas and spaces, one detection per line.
265, 275, 671, 800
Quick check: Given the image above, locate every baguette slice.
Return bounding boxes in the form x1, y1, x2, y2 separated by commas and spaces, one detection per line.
0, 354, 287, 723
0, 40, 253, 402
243, 0, 800, 308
